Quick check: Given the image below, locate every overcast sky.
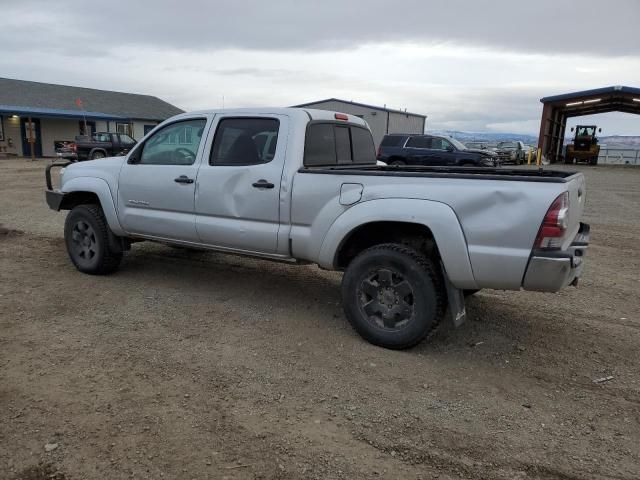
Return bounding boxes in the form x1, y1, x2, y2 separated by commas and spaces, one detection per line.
2, 0, 639, 135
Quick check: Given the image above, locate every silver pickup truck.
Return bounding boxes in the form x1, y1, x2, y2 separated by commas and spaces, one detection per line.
45, 108, 590, 349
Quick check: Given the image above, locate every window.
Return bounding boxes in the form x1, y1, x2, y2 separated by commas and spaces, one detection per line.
138, 119, 206, 165
380, 135, 406, 147
210, 118, 279, 166
93, 133, 111, 142
115, 122, 133, 137
304, 123, 376, 166
304, 124, 336, 166
431, 138, 453, 150
406, 136, 431, 148
351, 127, 376, 163
119, 134, 136, 146
335, 126, 351, 164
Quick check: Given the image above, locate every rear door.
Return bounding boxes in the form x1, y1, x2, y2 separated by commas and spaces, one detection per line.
194, 114, 288, 253
117, 117, 209, 242
404, 136, 435, 165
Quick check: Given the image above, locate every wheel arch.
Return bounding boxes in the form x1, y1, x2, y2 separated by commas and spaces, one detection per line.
59, 177, 125, 236
318, 198, 477, 289
89, 148, 107, 159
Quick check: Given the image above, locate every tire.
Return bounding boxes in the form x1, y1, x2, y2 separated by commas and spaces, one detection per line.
91, 151, 106, 160
589, 157, 598, 166
390, 159, 406, 166
341, 243, 446, 349
64, 204, 123, 274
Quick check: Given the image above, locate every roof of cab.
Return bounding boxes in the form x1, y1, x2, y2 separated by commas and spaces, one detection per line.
168, 107, 368, 127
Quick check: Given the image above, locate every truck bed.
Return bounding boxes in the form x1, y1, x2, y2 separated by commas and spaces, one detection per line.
298, 165, 578, 183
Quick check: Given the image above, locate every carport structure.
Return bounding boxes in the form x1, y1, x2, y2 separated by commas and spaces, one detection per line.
537, 85, 640, 163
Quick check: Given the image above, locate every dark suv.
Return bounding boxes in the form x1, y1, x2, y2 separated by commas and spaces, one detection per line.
377, 134, 498, 167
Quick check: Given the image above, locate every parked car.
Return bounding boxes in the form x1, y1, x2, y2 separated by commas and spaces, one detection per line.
54, 140, 77, 161
464, 141, 494, 151
495, 141, 527, 165
45, 108, 589, 350
75, 132, 137, 161
377, 134, 499, 167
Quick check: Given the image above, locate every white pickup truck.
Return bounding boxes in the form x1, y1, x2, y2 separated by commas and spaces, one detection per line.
45, 108, 590, 349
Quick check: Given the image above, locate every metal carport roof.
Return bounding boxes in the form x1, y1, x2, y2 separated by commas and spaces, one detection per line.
537, 86, 640, 163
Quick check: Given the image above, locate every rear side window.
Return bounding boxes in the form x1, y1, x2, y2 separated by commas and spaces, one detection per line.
380, 135, 406, 147
304, 123, 376, 166
406, 136, 431, 148
210, 117, 279, 166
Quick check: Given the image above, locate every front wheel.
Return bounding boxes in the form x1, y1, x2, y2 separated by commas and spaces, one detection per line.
341, 244, 446, 349
64, 204, 123, 274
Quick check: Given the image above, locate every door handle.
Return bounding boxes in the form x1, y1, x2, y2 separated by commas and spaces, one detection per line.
174, 175, 194, 184
252, 179, 275, 189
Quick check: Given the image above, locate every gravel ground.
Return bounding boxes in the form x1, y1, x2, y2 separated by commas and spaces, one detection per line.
1, 158, 639, 480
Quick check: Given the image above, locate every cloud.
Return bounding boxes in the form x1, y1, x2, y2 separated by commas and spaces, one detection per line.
5, 0, 640, 57
1, 1, 638, 134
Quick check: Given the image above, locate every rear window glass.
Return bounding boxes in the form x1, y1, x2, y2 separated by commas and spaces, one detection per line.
380, 135, 406, 147
335, 127, 351, 164
304, 123, 376, 167
304, 124, 336, 166
352, 127, 376, 163
406, 136, 431, 148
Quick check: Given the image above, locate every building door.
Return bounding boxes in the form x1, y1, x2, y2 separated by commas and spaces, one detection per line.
20, 118, 42, 157
79, 120, 96, 136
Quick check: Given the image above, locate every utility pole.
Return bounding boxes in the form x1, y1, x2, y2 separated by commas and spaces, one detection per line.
27, 116, 35, 161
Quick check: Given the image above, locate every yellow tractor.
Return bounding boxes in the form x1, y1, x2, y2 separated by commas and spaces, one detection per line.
565, 125, 601, 165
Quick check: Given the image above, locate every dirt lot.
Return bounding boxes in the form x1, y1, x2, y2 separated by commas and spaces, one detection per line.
1, 158, 639, 480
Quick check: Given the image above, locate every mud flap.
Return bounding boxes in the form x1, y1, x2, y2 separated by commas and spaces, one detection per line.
441, 263, 467, 328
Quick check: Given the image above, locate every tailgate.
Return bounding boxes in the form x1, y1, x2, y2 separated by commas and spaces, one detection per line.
562, 173, 587, 249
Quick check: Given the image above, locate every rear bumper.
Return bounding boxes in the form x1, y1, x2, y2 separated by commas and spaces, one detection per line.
522, 223, 590, 292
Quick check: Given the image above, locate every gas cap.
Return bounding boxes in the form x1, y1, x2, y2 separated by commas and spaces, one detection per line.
339, 183, 364, 206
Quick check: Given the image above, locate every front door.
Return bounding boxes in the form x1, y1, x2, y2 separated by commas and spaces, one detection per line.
195, 115, 287, 254
117, 117, 209, 242
20, 118, 42, 157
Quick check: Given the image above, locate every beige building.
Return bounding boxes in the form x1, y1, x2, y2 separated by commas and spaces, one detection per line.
293, 98, 426, 147
0, 77, 183, 158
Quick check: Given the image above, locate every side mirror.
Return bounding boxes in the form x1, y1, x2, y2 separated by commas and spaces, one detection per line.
570, 127, 574, 132
598, 128, 602, 133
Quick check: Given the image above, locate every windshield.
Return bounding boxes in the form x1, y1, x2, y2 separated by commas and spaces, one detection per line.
577, 126, 596, 136
448, 137, 467, 150
497, 141, 517, 149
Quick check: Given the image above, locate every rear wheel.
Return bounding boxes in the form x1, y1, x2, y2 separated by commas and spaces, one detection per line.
390, 159, 406, 166
589, 156, 598, 165
341, 244, 445, 350
64, 204, 122, 274
91, 151, 106, 160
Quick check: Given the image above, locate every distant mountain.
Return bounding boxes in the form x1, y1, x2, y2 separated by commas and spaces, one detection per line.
430, 130, 538, 145
598, 136, 640, 148
428, 131, 640, 149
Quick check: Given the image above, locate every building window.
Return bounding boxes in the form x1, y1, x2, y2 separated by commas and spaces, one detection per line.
0, 116, 4, 141
115, 122, 133, 137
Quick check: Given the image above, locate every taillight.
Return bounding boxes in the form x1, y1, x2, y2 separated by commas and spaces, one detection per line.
534, 192, 569, 249
334, 113, 348, 121
376, 146, 382, 158
71, 143, 77, 153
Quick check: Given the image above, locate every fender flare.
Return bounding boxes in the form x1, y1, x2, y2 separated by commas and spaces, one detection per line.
318, 198, 477, 289
61, 177, 125, 236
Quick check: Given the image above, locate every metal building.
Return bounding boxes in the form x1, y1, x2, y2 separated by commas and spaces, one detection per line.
537, 85, 640, 163
293, 98, 426, 147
